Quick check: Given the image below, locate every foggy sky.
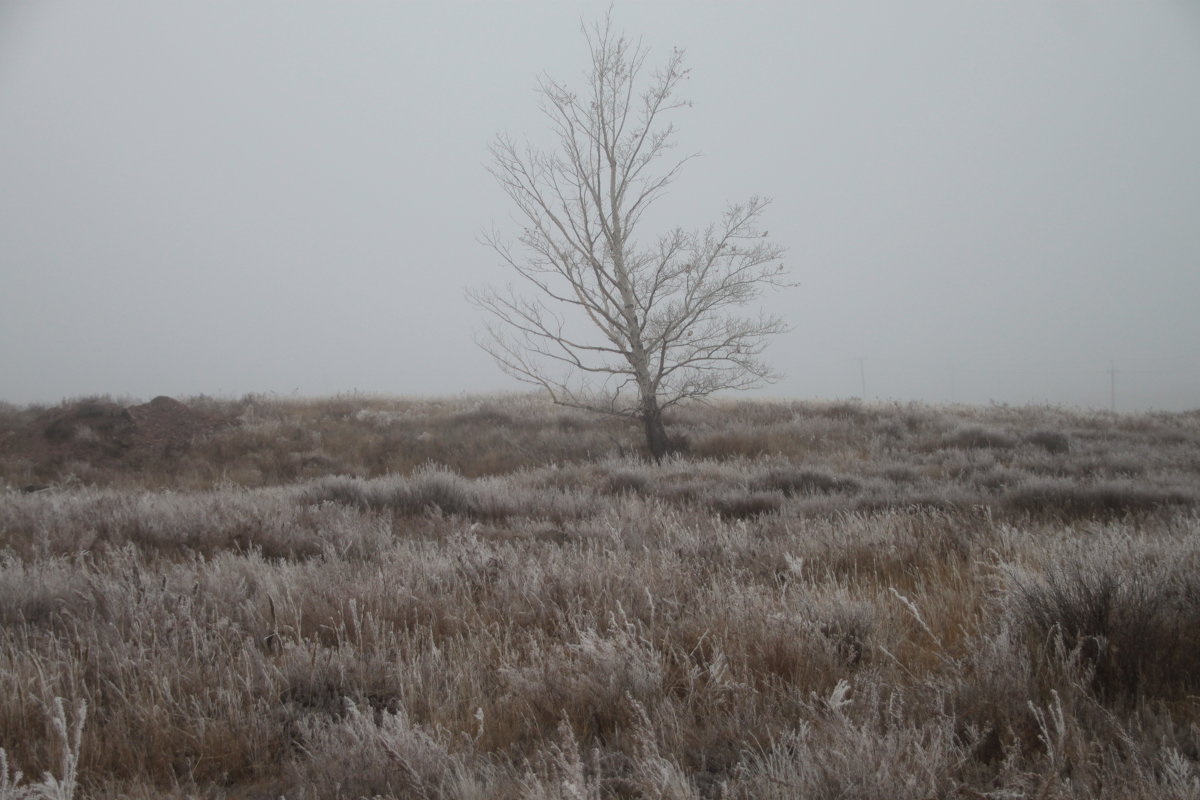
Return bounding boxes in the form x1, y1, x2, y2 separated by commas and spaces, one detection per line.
2, 1, 1198, 411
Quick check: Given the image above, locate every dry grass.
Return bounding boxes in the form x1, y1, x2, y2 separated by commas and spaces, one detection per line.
0, 393, 1198, 798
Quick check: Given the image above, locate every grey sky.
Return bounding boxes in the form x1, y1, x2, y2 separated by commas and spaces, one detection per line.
2, 1, 1197, 410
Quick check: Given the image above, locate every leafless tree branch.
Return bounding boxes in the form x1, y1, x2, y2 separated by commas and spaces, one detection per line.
470, 10, 793, 460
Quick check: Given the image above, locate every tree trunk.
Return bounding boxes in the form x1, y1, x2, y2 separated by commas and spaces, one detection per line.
641, 401, 669, 463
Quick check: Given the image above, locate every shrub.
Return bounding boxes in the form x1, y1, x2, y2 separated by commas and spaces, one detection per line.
820, 399, 871, 422
405, 466, 479, 516
1005, 541, 1200, 701
299, 468, 482, 517
707, 491, 783, 519
1004, 479, 1195, 519
285, 701, 465, 800
298, 475, 370, 508
605, 469, 652, 495
1024, 429, 1071, 454
879, 465, 921, 484
751, 467, 861, 497
450, 404, 516, 427
942, 426, 1018, 450
689, 427, 775, 459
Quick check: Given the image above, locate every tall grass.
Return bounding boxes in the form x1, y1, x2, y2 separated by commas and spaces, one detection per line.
0, 393, 1197, 797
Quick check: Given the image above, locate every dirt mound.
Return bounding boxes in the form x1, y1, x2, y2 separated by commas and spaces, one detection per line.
126, 396, 223, 453
16, 396, 224, 468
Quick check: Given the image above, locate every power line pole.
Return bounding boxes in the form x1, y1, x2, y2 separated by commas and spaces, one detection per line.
854, 357, 868, 400
1108, 360, 1117, 413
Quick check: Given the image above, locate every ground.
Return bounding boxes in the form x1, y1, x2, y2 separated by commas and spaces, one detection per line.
0, 393, 1198, 799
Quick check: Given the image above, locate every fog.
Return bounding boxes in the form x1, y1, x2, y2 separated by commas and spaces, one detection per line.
2, 1, 1198, 411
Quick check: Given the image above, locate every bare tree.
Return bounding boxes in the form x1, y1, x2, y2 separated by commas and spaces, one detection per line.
470, 13, 790, 461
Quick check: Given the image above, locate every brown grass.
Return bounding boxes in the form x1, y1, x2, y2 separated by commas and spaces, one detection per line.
0, 393, 1198, 798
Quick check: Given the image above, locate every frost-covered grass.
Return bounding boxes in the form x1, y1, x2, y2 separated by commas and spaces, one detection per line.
0, 394, 1198, 798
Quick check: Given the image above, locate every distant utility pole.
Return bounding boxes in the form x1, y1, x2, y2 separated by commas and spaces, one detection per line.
1108, 360, 1117, 412
854, 357, 868, 400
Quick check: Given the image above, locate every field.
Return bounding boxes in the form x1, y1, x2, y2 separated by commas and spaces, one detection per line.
1, 393, 1199, 799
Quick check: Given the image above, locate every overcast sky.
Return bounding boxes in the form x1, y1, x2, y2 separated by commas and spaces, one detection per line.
2, 1, 1198, 411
